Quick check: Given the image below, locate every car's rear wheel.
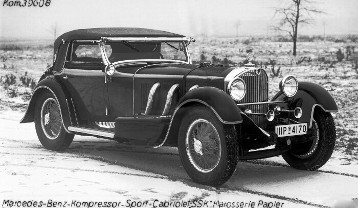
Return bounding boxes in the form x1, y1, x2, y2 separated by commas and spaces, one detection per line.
34, 91, 74, 151
178, 106, 238, 186
282, 108, 336, 170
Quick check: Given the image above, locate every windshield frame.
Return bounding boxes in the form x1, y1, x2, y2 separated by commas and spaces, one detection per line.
99, 37, 191, 66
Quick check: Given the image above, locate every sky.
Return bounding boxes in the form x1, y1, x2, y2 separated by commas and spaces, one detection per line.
0, 0, 357, 39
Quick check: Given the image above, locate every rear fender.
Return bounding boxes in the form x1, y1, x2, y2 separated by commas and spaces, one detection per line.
20, 77, 73, 132
272, 82, 338, 128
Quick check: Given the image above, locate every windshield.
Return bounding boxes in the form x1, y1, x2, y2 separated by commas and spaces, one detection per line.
105, 41, 188, 63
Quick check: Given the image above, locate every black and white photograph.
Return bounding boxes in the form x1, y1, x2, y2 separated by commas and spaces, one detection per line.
0, 0, 357, 207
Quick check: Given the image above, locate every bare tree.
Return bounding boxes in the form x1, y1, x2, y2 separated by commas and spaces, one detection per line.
48, 23, 58, 42
234, 20, 241, 38
273, 0, 324, 56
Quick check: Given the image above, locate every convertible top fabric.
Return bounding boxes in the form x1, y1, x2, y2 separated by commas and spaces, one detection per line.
54, 27, 184, 52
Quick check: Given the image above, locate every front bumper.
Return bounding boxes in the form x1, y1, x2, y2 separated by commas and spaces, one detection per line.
237, 100, 310, 159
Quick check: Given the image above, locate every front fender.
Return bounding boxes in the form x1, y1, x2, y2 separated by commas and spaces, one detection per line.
155, 86, 242, 147
176, 87, 242, 124
272, 82, 338, 127
20, 77, 73, 132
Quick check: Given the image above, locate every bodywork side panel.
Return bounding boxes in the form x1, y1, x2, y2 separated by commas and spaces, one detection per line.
133, 65, 193, 116
58, 69, 107, 122
115, 116, 170, 146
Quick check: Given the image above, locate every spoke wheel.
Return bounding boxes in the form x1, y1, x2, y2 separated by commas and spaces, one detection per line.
186, 119, 221, 173
34, 91, 74, 151
282, 109, 336, 170
178, 106, 238, 186
40, 98, 62, 140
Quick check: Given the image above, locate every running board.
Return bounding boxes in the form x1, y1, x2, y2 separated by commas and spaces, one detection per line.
68, 126, 115, 138
239, 148, 289, 160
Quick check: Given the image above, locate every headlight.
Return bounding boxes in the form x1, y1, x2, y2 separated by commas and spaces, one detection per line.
279, 75, 298, 97
228, 78, 246, 101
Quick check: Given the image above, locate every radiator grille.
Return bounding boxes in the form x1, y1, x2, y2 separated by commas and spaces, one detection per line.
239, 69, 268, 127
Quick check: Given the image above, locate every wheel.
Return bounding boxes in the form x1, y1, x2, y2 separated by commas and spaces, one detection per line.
34, 91, 74, 151
178, 106, 238, 186
282, 109, 336, 170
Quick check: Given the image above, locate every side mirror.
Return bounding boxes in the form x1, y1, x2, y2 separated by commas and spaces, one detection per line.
105, 64, 115, 76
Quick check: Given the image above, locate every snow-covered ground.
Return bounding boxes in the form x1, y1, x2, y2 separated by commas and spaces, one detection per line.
1, 39, 357, 207
1, 111, 357, 208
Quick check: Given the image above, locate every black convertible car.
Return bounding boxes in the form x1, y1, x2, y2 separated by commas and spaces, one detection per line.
21, 28, 338, 186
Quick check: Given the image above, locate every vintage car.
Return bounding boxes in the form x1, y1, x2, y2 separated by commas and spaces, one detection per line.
21, 28, 338, 186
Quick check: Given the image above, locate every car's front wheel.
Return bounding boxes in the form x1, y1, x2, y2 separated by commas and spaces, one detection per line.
178, 106, 238, 186
282, 108, 336, 170
34, 91, 74, 151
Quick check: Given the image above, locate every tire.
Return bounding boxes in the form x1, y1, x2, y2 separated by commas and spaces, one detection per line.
34, 91, 74, 151
178, 106, 238, 186
282, 109, 336, 170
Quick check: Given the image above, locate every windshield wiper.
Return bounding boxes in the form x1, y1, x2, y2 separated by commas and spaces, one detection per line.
164, 42, 179, 51
122, 41, 139, 52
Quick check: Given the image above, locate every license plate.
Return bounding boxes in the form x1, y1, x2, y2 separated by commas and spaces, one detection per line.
275, 123, 307, 137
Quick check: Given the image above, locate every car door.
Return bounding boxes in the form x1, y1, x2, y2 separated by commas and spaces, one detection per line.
60, 41, 108, 122
106, 65, 136, 119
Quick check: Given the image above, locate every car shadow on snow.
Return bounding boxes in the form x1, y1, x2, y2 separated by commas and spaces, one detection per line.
67, 137, 321, 189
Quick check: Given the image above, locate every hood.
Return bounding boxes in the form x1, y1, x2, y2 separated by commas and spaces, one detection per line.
135, 63, 253, 82
186, 64, 234, 78
135, 63, 236, 78
135, 63, 196, 76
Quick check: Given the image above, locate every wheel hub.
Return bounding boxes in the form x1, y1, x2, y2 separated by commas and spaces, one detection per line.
44, 113, 50, 125
185, 119, 221, 173
40, 98, 61, 140
193, 137, 203, 156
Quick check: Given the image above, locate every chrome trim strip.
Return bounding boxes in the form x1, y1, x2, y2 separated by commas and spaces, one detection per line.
95, 122, 115, 129
189, 85, 199, 91
99, 42, 110, 66
116, 115, 170, 120
309, 104, 338, 128
187, 75, 222, 80
288, 119, 300, 124
224, 66, 257, 92
65, 99, 73, 126
154, 98, 242, 148
241, 113, 271, 138
237, 101, 285, 106
145, 82, 160, 115
105, 37, 191, 42
68, 126, 115, 138
162, 84, 179, 116
135, 74, 184, 79
244, 112, 266, 116
74, 40, 101, 43
185, 43, 192, 64
63, 68, 105, 77
61, 42, 70, 72
113, 59, 188, 65
70, 98, 79, 125
134, 63, 152, 74
103, 37, 191, 64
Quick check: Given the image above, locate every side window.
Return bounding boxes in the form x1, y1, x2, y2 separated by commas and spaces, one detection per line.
65, 41, 112, 70
160, 42, 187, 61
70, 43, 112, 63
